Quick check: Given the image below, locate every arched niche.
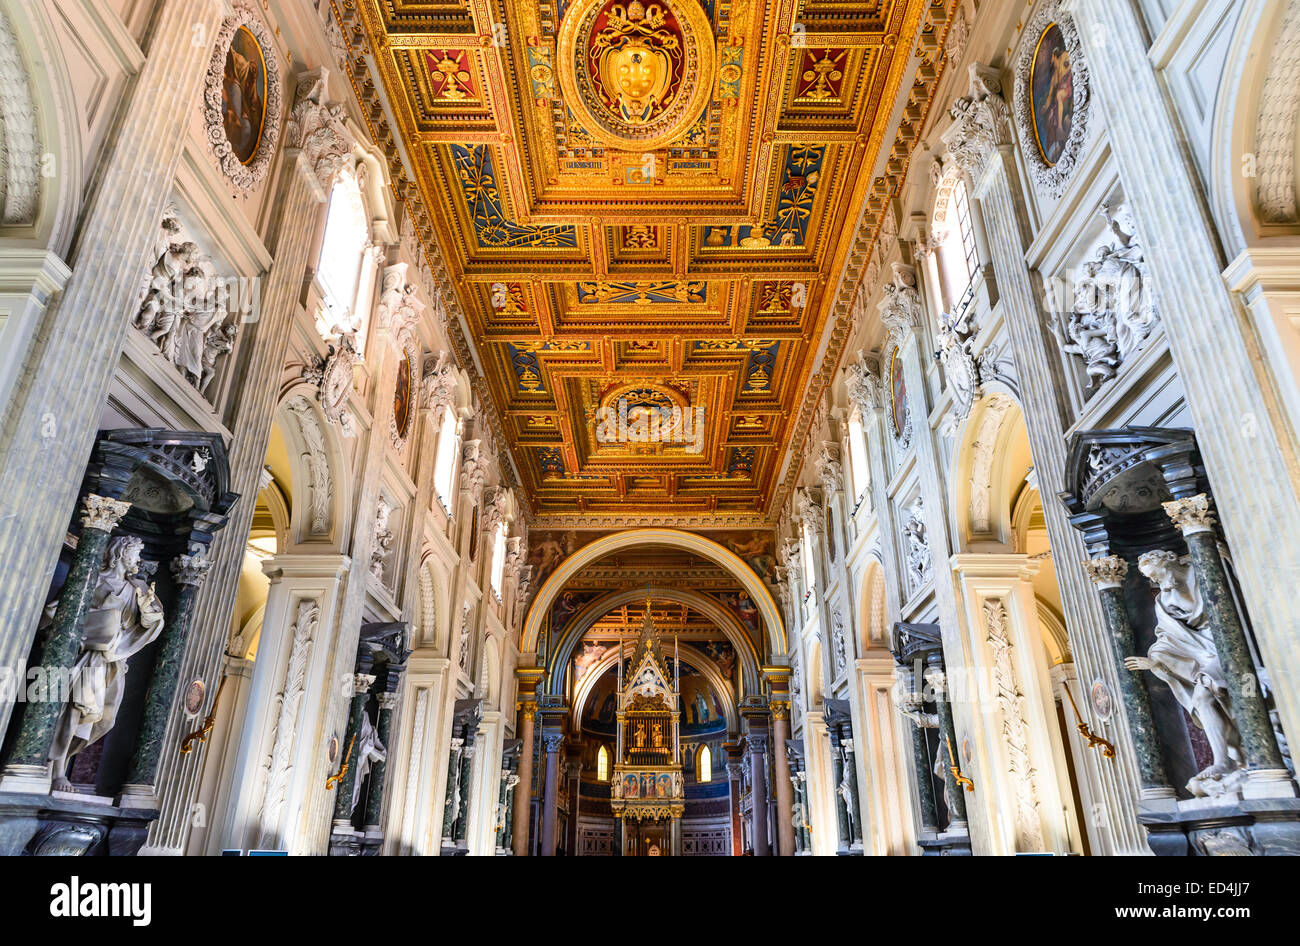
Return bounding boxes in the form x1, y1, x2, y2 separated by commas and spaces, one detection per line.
1211, 0, 1300, 252
275, 385, 351, 551
415, 551, 447, 650
570, 640, 739, 734
545, 586, 763, 700
950, 391, 1032, 550
522, 529, 786, 658
858, 557, 888, 654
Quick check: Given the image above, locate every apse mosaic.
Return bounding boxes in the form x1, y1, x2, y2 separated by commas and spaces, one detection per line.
353, 0, 950, 520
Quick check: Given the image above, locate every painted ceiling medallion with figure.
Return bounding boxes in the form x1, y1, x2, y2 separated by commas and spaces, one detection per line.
558, 0, 715, 151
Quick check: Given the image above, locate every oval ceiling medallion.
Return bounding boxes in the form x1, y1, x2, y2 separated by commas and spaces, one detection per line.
557, 0, 716, 152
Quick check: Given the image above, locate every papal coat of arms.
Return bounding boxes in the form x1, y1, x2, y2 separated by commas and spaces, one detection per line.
558, 0, 715, 151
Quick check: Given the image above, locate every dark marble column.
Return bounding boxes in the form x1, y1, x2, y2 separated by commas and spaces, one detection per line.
441, 738, 464, 844
897, 668, 940, 832
927, 665, 968, 826
843, 738, 864, 846
454, 735, 476, 845
511, 700, 536, 856
363, 691, 399, 829
725, 756, 743, 856
1082, 556, 1174, 797
330, 673, 375, 827
827, 728, 851, 851
120, 542, 213, 800
747, 732, 771, 856
1163, 496, 1289, 777
539, 731, 563, 856
1, 494, 130, 785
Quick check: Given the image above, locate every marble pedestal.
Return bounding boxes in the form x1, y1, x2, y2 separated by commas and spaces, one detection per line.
917, 827, 973, 856
0, 792, 159, 855
1138, 796, 1300, 856
328, 827, 383, 857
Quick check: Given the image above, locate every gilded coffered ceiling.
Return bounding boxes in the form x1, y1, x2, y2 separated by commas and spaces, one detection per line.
342, 0, 955, 524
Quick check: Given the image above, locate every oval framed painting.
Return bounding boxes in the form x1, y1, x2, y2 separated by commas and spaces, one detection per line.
888, 347, 910, 444
390, 347, 417, 450
204, 5, 282, 191
183, 679, 205, 717
1013, 2, 1090, 197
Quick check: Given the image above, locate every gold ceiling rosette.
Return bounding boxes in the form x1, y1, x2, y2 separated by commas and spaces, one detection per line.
557, 0, 715, 151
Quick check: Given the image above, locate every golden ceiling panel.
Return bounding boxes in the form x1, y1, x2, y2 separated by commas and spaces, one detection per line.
352, 0, 935, 521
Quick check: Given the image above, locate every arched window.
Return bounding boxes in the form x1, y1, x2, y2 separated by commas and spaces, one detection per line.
433, 405, 459, 508
698, 745, 712, 783
596, 745, 610, 781
847, 414, 870, 504
489, 522, 507, 598
932, 174, 979, 313
317, 172, 370, 345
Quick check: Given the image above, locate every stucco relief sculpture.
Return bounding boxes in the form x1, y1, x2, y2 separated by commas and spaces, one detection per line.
902, 497, 931, 593
370, 497, 394, 580
49, 536, 166, 790
1054, 204, 1160, 393
134, 210, 239, 396
1126, 550, 1244, 797
302, 333, 359, 437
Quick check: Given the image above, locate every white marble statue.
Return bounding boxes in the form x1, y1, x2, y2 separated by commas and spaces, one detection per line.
1126, 549, 1243, 796
49, 535, 166, 791
350, 711, 387, 814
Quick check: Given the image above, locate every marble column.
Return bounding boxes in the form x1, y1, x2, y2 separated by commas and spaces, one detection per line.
455, 737, 476, 845
363, 691, 399, 829
843, 739, 865, 847
501, 772, 519, 854
1162, 496, 1291, 790
725, 757, 743, 856
0, 494, 130, 790
539, 731, 563, 856
748, 732, 771, 856
0, 0, 224, 744
441, 738, 464, 843
511, 700, 537, 856
828, 731, 851, 851
1068, 0, 1300, 771
897, 668, 941, 833
926, 666, 968, 827
331, 674, 375, 828
1082, 556, 1173, 798
771, 705, 796, 856
942, 62, 1147, 853
119, 543, 214, 804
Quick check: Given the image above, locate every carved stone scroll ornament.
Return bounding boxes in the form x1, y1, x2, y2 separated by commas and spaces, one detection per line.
302, 334, 359, 437
877, 263, 924, 350
984, 598, 1044, 851
133, 209, 239, 397
284, 396, 332, 536
203, 3, 283, 192
257, 599, 319, 850
843, 351, 884, 418
421, 351, 457, 413
0, 5, 41, 225
815, 445, 843, 493
941, 63, 1014, 181
1052, 204, 1160, 393
283, 71, 356, 194
376, 263, 424, 348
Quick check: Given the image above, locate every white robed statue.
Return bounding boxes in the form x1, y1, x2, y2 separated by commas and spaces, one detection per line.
49, 535, 166, 791
1125, 549, 1243, 796
350, 711, 388, 814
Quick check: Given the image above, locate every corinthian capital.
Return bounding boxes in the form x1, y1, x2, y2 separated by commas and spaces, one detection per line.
1163, 494, 1216, 536
877, 263, 923, 348
1082, 555, 1128, 589
171, 542, 213, 586
941, 63, 1013, 179
844, 350, 884, 416
81, 494, 132, 533
284, 70, 357, 193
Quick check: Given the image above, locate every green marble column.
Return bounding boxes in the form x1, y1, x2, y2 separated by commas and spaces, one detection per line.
454, 739, 475, 845
2, 494, 130, 776
441, 739, 464, 842
1164, 496, 1287, 773
121, 543, 212, 795
363, 690, 398, 829
828, 737, 851, 850
843, 739, 864, 845
928, 667, 968, 825
1083, 556, 1172, 795
331, 674, 375, 825
898, 669, 940, 831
